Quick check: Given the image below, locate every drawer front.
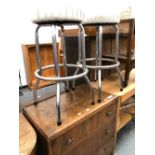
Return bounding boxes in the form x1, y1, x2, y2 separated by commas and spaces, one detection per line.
63, 121, 115, 155
50, 101, 117, 155
94, 137, 115, 155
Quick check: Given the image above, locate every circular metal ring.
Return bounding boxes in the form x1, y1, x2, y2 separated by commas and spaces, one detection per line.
35, 64, 88, 81
85, 58, 120, 69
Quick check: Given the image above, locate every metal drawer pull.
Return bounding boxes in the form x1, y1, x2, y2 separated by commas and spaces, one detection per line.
106, 111, 113, 116
105, 147, 110, 153
65, 137, 73, 145
106, 129, 112, 134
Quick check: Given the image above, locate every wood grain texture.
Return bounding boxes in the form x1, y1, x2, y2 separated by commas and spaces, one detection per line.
19, 113, 37, 155
91, 70, 135, 133
24, 84, 118, 140
117, 106, 135, 131
22, 43, 61, 89
91, 70, 135, 103
95, 137, 115, 155
23, 84, 118, 155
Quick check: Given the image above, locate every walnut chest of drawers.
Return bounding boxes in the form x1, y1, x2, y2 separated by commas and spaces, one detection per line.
23, 84, 118, 155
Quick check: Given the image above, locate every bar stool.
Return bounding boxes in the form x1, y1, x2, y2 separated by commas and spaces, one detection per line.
32, 4, 95, 126
81, 10, 124, 103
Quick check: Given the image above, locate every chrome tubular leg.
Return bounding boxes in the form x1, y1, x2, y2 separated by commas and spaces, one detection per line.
52, 25, 62, 125
97, 26, 103, 102
33, 79, 40, 104
56, 82, 61, 126
95, 26, 99, 82
61, 26, 69, 91
72, 28, 81, 89
33, 25, 42, 104
72, 67, 80, 89
84, 75, 95, 105
116, 66, 124, 91
79, 24, 95, 105
115, 25, 124, 91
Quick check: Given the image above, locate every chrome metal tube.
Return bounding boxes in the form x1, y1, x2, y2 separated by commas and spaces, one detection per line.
61, 25, 69, 91
115, 24, 124, 91
52, 25, 62, 125
35, 64, 88, 81
33, 79, 40, 104
97, 26, 103, 102
33, 25, 41, 104
115, 25, 119, 62
72, 29, 81, 89
79, 24, 95, 104
56, 82, 62, 125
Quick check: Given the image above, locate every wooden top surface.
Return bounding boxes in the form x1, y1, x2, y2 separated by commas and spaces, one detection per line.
91, 70, 135, 102
19, 113, 37, 155
59, 19, 134, 37
24, 84, 118, 141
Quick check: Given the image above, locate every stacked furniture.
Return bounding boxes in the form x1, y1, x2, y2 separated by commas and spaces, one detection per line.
21, 2, 135, 155
91, 69, 135, 131
31, 2, 95, 126
61, 19, 135, 86
24, 85, 118, 155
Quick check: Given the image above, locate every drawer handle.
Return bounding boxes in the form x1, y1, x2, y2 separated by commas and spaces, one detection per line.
105, 147, 110, 153
65, 137, 73, 145
106, 111, 113, 116
106, 129, 112, 135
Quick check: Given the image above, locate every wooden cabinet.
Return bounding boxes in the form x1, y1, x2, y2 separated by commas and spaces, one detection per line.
22, 43, 62, 89
23, 84, 118, 155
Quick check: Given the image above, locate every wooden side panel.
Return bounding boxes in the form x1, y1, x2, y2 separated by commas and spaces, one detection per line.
22, 43, 61, 89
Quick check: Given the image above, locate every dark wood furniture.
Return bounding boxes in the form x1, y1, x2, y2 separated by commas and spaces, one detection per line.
23, 84, 118, 155
101, 18, 135, 87
22, 43, 63, 89
60, 18, 135, 86
19, 113, 37, 155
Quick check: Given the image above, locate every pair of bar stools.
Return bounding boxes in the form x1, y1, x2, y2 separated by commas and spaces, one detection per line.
32, 4, 124, 126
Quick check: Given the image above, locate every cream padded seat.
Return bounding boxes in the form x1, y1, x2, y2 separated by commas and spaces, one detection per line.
82, 1, 120, 24
32, 1, 84, 24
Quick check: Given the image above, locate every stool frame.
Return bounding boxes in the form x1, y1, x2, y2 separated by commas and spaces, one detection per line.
33, 22, 95, 126
73, 23, 124, 102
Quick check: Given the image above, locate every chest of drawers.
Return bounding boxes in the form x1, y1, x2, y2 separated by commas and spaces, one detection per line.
24, 84, 118, 155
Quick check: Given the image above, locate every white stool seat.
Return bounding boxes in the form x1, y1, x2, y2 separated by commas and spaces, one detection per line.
32, 3, 84, 24
82, 1, 120, 25
83, 16, 120, 25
